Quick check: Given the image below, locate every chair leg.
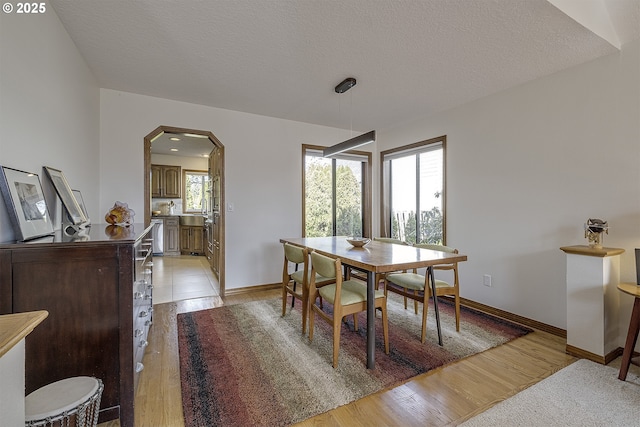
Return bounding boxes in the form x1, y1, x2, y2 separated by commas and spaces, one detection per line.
454, 293, 461, 332
281, 285, 288, 317
353, 313, 359, 331
301, 289, 308, 335
291, 282, 296, 308
413, 290, 419, 314
403, 289, 408, 309
332, 320, 342, 368
309, 307, 316, 342
381, 303, 389, 354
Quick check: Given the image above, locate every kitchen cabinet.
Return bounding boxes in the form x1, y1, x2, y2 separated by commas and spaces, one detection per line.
180, 226, 204, 255
210, 213, 220, 277
164, 217, 180, 255
151, 164, 181, 198
0, 224, 154, 427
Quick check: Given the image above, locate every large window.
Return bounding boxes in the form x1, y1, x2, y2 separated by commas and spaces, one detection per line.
381, 136, 445, 245
183, 169, 210, 213
303, 145, 372, 237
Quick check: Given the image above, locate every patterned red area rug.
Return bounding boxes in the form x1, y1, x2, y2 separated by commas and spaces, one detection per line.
177, 295, 531, 427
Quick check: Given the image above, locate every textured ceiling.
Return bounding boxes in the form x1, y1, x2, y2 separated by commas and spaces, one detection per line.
50, 0, 638, 132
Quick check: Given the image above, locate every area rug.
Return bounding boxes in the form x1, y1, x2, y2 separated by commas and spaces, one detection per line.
177, 294, 532, 427
460, 358, 640, 426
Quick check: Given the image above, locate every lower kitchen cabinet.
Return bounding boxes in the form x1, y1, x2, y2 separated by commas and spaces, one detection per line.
164, 217, 180, 255
180, 225, 204, 255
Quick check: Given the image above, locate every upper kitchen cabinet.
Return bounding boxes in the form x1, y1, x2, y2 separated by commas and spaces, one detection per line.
151, 164, 181, 198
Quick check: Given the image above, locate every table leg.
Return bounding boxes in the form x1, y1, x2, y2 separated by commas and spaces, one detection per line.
428, 266, 443, 346
618, 297, 640, 381
366, 271, 376, 369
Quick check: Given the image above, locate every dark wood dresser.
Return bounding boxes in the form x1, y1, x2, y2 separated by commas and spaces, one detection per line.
0, 223, 154, 427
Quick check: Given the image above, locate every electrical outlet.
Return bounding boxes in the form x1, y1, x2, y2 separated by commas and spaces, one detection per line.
483, 274, 492, 287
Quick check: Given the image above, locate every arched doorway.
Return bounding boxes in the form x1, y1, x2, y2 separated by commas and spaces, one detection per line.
144, 125, 226, 295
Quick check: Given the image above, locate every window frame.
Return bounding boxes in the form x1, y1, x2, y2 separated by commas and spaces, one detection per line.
182, 169, 210, 214
379, 135, 447, 245
302, 144, 372, 238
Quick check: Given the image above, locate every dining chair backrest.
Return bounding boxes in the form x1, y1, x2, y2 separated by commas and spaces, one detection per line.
414, 244, 459, 274
310, 251, 338, 280
415, 243, 457, 254
374, 237, 408, 245
284, 242, 307, 265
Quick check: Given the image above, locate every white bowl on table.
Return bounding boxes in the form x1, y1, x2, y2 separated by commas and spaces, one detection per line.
346, 237, 371, 247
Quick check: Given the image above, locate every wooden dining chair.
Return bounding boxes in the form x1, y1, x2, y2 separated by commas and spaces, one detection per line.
308, 251, 389, 368
384, 244, 461, 343
281, 243, 334, 334
345, 237, 408, 288
372, 237, 408, 289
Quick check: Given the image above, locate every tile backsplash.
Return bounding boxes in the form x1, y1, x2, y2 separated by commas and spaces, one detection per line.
152, 199, 182, 215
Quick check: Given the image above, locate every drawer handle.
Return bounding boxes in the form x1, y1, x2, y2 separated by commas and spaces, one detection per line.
136, 362, 144, 373
134, 329, 143, 337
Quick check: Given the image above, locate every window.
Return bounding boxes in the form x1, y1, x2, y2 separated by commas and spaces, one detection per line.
183, 170, 210, 213
381, 136, 445, 245
303, 145, 372, 237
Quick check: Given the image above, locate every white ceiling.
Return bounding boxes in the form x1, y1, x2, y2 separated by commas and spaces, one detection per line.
50, 0, 639, 133
151, 132, 214, 158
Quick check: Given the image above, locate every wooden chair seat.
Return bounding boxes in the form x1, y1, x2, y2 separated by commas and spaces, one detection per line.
318, 281, 386, 305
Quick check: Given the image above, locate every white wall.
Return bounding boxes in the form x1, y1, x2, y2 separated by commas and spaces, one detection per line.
100, 90, 354, 290
0, 6, 100, 242
378, 40, 640, 331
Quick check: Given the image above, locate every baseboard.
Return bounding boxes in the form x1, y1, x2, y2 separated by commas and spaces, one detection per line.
565, 345, 623, 365
459, 297, 566, 338
224, 282, 280, 296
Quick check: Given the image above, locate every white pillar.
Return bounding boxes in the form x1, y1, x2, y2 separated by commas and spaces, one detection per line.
560, 245, 624, 363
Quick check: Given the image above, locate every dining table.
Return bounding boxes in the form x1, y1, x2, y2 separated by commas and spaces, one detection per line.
279, 236, 468, 369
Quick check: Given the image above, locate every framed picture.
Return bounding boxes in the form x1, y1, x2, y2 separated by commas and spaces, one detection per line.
0, 166, 54, 241
72, 189, 90, 225
44, 166, 87, 226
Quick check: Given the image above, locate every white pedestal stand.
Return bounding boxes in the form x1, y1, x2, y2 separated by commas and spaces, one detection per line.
0, 311, 48, 426
560, 245, 624, 363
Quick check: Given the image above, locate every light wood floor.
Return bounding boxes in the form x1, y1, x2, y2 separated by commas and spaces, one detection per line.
99, 286, 582, 427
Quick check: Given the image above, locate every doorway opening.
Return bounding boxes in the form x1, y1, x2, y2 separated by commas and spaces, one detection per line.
144, 125, 226, 296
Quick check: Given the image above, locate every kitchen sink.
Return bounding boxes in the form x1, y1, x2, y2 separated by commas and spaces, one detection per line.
179, 215, 206, 227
